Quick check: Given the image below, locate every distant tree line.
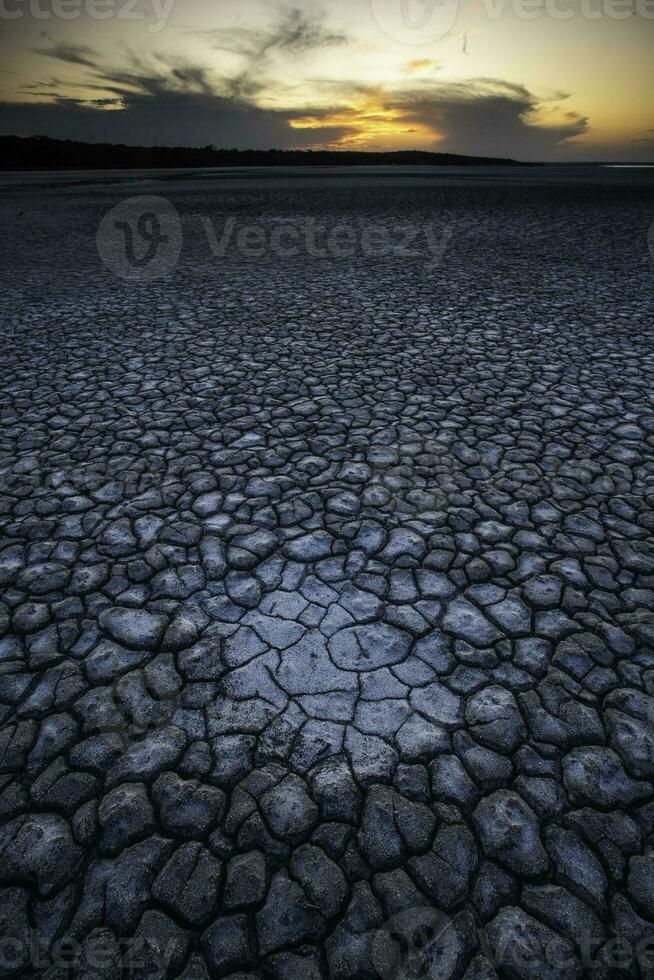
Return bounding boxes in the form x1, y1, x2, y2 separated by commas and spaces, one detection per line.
0, 134, 538, 170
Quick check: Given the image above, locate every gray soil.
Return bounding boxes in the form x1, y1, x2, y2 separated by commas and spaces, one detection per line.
1, 166, 654, 978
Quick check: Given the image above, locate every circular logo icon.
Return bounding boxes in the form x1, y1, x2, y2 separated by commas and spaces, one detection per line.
372, 907, 461, 980
97, 196, 182, 281
101, 677, 180, 751
370, 0, 458, 45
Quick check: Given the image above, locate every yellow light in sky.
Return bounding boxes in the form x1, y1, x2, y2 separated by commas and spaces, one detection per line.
289, 94, 437, 148
0, 0, 651, 159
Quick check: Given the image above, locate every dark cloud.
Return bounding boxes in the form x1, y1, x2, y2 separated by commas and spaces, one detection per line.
284, 78, 588, 157
32, 42, 99, 68
3, 40, 586, 159
169, 64, 214, 95
20, 78, 62, 91
90, 51, 217, 99
47, 95, 124, 108
249, 5, 346, 56
201, 6, 347, 57
388, 79, 589, 159
2, 9, 352, 149
0, 90, 350, 149
25, 8, 346, 105
212, 7, 348, 100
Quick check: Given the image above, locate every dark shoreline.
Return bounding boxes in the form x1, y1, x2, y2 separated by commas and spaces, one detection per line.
0, 134, 541, 171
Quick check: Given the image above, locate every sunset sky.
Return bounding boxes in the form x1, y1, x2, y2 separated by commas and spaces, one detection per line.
0, 0, 652, 160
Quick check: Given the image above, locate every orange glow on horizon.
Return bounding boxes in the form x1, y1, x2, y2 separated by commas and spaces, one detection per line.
289, 97, 438, 148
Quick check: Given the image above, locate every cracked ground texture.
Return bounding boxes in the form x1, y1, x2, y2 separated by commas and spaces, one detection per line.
1, 167, 654, 979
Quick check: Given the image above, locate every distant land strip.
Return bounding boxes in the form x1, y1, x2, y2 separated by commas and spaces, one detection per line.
0, 135, 540, 171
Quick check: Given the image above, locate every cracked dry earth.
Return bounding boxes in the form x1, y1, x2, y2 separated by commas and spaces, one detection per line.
1, 168, 654, 980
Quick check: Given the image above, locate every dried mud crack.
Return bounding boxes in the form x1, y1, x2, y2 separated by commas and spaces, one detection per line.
1, 171, 654, 979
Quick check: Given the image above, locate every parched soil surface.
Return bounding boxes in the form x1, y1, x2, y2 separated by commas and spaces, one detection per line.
1, 168, 654, 978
